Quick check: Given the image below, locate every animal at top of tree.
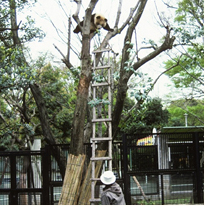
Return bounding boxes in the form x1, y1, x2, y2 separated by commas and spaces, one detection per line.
73, 13, 114, 34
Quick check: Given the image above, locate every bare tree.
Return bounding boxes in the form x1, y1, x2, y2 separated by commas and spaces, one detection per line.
55, 0, 176, 204
66, 0, 175, 155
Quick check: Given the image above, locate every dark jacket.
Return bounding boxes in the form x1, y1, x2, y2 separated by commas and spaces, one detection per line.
101, 182, 126, 205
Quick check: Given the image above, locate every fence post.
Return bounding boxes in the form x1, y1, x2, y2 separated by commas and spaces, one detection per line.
122, 134, 131, 205
10, 153, 17, 205
41, 145, 50, 205
193, 132, 203, 203
160, 174, 164, 205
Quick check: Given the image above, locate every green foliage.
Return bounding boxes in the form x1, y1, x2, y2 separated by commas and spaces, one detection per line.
164, 0, 204, 98
0, 0, 44, 92
36, 64, 75, 143
20, 15, 45, 42
0, 0, 75, 149
167, 99, 204, 126
0, 62, 76, 148
92, 74, 106, 83
0, 136, 19, 151
164, 45, 203, 90
88, 98, 110, 108
129, 72, 153, 102
0, 46, 35, 91
175, 0, 204, 26
0, 102, 20, 150
0, 0, 45, 46
120, 98, 169, 133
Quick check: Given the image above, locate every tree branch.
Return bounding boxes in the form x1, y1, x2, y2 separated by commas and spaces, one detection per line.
114, 0, 122, 28
133, 26, 175, 72
118, 1, 141, 33
0, 21, 21, 32
122, 60, 180, 123
72, 0, 82, 31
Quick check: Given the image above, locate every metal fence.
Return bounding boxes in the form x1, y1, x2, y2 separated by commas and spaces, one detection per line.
122, 132, 204, 205
0, 131, 204, 205
0, 150, 45, 205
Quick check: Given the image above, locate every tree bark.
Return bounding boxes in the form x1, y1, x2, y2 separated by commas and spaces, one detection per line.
9, 0, 21, 45
112, 25, 175, 138
70, 1, 98, 156
30, 83, 66, 178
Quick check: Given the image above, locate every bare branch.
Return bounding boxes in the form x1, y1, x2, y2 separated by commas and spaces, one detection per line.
96, 0, 146, 53
82, 0, 99, 36
73, 0, 82, 17
147, 60, 180, 93
118, 1, 141, 33
154, 0, 169, 28
49, 17, 66, 44
114, 0, 123, 28
53, 44, 74, 69
56, 0, 70, 19
72, 0, 82, 27
161, 0, 177, 9
123, 60, 181, 123
67, 16, 71, 64
133, 26, 175, 72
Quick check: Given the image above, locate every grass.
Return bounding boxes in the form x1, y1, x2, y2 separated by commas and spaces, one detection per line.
132, 197, 192, 205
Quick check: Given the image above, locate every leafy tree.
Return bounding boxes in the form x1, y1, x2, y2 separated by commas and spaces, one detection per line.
167, 99, 204, 126
0, 0, 69, 176
164, 0, 204, 98
0, 62, 75, 148
121, 98, 169, 133
36, 64, 75, 143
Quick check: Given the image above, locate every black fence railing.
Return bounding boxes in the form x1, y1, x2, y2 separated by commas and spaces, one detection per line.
0, 150, 46, 205
0, 131, 204, 205
122, 132, 204, 205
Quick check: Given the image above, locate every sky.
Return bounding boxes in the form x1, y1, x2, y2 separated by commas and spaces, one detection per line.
24, 0, 180, 103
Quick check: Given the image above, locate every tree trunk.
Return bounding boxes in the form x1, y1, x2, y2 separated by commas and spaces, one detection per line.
9, 0, 21, 45
70, 6, 94, 155
70, 60, 92, 155
30, 83, 66, 178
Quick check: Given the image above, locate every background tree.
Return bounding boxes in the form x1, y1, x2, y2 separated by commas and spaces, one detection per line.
0, 0, 44, 151
164, 0, 204, 99
167, 99, 204, 126
120, 98, 169, 134
0, 0, 69, 177
161, 0, 204, 131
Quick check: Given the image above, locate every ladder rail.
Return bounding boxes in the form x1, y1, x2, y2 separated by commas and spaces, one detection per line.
90, 48, 113, 204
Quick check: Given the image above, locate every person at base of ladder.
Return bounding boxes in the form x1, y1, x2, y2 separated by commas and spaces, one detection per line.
100, 171, 126, 205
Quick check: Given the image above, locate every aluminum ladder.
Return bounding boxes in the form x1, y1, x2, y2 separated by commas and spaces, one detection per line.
90, 48, 113, 204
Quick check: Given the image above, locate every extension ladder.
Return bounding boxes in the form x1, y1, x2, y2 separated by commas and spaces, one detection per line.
90, 48, 113, 204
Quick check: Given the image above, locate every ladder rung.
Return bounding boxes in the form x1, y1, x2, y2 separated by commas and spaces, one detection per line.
91, 157, 112, 161
91, 137, 112, 141
92, 118, 112, 123
92, 48, 111, 53
90, 198, 101, 202
92, 82, 110, 87
92, 65, 110, 70
90, 177, 101, 181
